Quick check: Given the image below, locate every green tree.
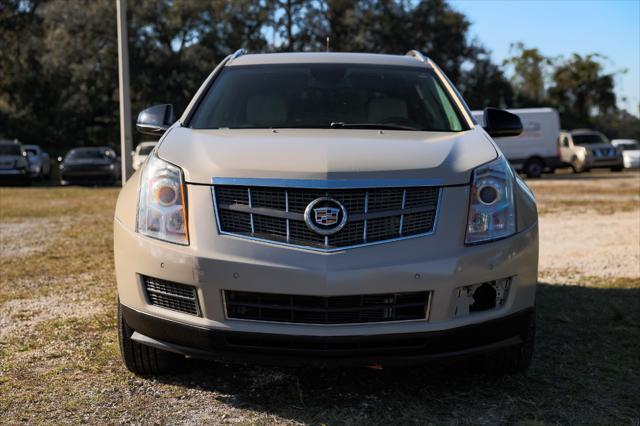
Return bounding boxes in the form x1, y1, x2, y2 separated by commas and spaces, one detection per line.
0, 0, 52, 147
459, 49, 514, 109
548, 53, 618, 126
503, 42, 552, 104
2, 0, 636, 152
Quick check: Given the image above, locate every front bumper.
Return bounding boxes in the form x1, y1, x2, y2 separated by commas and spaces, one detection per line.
115, 183, 538, 362
61, 170, 116, 184
122, 303, 534, 367
585, 156, 624, 168
0, 169, 28, 176
623, 155, 640, 169
0, 169, 30, 184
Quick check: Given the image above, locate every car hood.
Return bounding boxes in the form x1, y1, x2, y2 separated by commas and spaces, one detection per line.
158, 127, 497, 186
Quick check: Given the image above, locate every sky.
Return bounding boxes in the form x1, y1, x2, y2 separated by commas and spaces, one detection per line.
449, 0, 640, 116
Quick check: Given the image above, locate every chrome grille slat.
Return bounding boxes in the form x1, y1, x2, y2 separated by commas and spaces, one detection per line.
399, 189, 407, 235
247, 188, 255, 234
363, 191, 369, 242
285, 190, 290, 242
214, 184, 440, 251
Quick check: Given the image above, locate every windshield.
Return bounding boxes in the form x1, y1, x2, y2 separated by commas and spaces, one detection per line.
0, 145, 22, 156
572, 133, 607, 145
190, 64, 466, 132
66, 149, 111, 160
617, 142, 639, 150
25, 149, 38, 156
138, 145, 155, 155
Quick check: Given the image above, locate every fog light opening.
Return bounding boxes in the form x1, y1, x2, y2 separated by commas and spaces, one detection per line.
469, 283, 496, 312
454, 278, 511, 318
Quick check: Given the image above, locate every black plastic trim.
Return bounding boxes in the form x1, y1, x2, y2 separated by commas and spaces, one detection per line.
121, 305, 534, 367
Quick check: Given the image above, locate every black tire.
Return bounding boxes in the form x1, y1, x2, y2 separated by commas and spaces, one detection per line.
483, 309, 535, 375
524, 159, 544, 178
118, 302, 179, 375
610, 165, 624, 172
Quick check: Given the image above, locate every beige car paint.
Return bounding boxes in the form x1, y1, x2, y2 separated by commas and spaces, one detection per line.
158, 127, 497, 185
115, 176, 538, 335
115, 51, 538, 346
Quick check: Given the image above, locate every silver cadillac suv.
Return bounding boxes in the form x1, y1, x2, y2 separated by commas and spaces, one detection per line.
114, 50, 538, 375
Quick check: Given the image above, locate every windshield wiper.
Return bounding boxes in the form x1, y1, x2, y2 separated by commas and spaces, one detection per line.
329, 122, 420, 131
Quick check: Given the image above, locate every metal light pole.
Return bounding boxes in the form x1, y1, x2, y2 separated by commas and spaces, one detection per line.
116, 0, 133, 185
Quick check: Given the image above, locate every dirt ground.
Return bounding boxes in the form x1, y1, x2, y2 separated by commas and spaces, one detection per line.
529, 172, 640, 284
1, 170, 639, 424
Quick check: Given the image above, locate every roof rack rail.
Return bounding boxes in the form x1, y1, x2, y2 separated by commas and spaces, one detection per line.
406, 50, 429, 64
228, 48, 247, 63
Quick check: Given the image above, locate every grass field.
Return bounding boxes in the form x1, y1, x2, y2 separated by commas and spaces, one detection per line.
1, 171, 639, 424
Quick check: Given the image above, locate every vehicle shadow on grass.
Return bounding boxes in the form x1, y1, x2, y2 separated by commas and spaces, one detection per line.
155, 283, 640, 423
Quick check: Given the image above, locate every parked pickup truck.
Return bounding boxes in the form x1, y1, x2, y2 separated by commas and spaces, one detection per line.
558, 129, 624, 173
114, 50, 538, 376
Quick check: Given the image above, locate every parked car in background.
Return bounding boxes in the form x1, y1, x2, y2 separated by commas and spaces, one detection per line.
59, 146, 119, 185
558, 129, 624, 173
23, 144, 51, 179
0, 139, 30, 185
132, 141, 157, 170
611, 139, 639, 169
472, 108, 562, 178
115, 50, 538, 376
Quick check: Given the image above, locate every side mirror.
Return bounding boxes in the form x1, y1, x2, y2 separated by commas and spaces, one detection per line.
483, 107, 523, 138
136, 104, 174, 136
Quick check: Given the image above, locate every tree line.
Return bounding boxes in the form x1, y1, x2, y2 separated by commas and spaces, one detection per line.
1, 0, 638, 154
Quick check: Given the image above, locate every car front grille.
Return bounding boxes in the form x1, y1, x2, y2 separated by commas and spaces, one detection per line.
591, 148, 616, 158
142, 276, 200, 316
213, 184, 440, 250
224, 290, 431, 324
65, 164, 111, 172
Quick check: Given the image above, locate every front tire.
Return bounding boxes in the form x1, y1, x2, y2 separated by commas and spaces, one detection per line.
483, 309, 535, 375
570, 156, 586, 173
524, 158, 544, 178
118, 302, 179, 375
610, 165, 624, 172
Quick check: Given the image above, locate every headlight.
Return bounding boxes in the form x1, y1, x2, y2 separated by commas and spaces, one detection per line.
465, 156, 516, 244
136, 154, 188, 245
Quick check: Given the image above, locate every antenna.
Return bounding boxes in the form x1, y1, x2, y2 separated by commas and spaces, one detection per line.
326, 36, 330, 52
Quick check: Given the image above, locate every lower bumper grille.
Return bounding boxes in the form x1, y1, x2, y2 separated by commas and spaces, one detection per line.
142, 276, 200, 316
224, 290, 431, 324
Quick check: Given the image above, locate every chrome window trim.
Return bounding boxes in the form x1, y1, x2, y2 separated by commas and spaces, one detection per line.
210, 179, 443, 253
211, 177, 445, 189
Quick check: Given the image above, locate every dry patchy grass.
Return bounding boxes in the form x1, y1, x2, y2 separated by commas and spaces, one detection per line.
1, 174, 639, 424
